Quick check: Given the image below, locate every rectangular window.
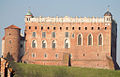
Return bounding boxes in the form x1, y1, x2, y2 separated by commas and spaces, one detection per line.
52, 32, 56, 38
32, 32, 36, 37
72, 34, 74, 38
42, 32, 46, 38
65, 32, 69, 38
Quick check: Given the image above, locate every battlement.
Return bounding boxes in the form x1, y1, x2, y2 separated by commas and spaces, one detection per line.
25, 16, 109, 23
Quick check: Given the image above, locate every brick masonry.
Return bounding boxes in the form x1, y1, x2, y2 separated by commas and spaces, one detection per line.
2, 10, 119, 70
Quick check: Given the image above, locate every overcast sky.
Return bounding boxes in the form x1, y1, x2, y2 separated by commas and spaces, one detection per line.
0, 0, 120, 65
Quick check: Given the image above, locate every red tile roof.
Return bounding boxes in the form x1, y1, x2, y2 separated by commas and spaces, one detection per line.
5, 25, 21, 29
2, 36, 5, 40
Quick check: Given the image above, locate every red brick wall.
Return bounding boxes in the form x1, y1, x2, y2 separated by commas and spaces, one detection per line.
4, 28, 21, 62
23, 22, 112, 69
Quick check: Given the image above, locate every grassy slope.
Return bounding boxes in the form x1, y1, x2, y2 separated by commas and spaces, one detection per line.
13, 63, 120, 77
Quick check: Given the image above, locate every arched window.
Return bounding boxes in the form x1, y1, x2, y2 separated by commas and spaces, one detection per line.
65, 39, 70, 48
78, 34, 82, 45
88, 34, 93, 45
42, 40, 46, 48
52, 40, 56, 48
32, 40, 37, 48
98, 34, 102, 45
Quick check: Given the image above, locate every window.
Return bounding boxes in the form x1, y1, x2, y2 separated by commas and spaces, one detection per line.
42, 40, 46, 48
79, 27, 81, 30
72, 34, 75, 38
35, 26, 37, 29
83, 54, 85, 56
44, 53, 47, 58
29, 26, 31, 29
52, 40, 56, 48
27, 18, 29, 21
65, 32, 69, 38
65, 39, 70, 48
98, 27, 100, 30
32, 32, 36, 37
9, 40, 11, 44
98, 34, 102, 45
41, 27, 43, 30
97, 54, 99, 56
32, 40, 37, 48
72, 27, 74, 30
66, 27, 68, 30
20, 44, 23, 48
105, 27, 107, 30
55, 54, 58, 58
60, 27, 62, 30
88, 34, 93, 45
78, 34, 82, 45
85, 27, 87, 30
52, 32, 56, 38
9, 33, 11, 35
42, 32, 46, 38
91, 27, 94, 30
32, 53, 36, 58
47, 27, 49, 30
53, 27, 56, 30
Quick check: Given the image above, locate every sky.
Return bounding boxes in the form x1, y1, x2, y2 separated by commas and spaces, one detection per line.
0, 0, 120, 65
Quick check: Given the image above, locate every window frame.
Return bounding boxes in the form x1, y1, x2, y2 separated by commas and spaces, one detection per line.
32, 40, 37, 48
87, 34, 93, 46
98, 34, 103, 46
77, 34, 83, 45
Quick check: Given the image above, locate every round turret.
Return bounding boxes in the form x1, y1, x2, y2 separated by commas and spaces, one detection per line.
25, 10, 33, 22
104, 9, 112, 23
4, 25, 21, 62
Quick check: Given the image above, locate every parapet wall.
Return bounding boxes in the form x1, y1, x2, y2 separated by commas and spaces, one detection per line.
25, 16, 107, 23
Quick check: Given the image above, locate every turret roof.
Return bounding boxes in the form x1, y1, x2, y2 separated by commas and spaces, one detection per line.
26, 10, 33, 16
2, 36, 5, 40
5, 25, 21, 29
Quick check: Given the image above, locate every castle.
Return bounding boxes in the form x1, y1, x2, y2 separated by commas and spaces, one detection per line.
1, 9, 119, 70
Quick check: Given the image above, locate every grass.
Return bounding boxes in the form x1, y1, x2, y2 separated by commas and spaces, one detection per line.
11, 63, 120, 77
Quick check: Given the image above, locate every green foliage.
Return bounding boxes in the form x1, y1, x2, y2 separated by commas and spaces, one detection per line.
13, 63, 120, 77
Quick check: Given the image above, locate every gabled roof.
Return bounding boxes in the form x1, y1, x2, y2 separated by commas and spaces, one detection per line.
5, 25, 21, 30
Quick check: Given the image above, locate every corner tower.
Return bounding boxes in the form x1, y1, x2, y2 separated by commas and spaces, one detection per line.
25, 10, 33, 22
3, 25, 21, 62
104, 8, 112, 23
